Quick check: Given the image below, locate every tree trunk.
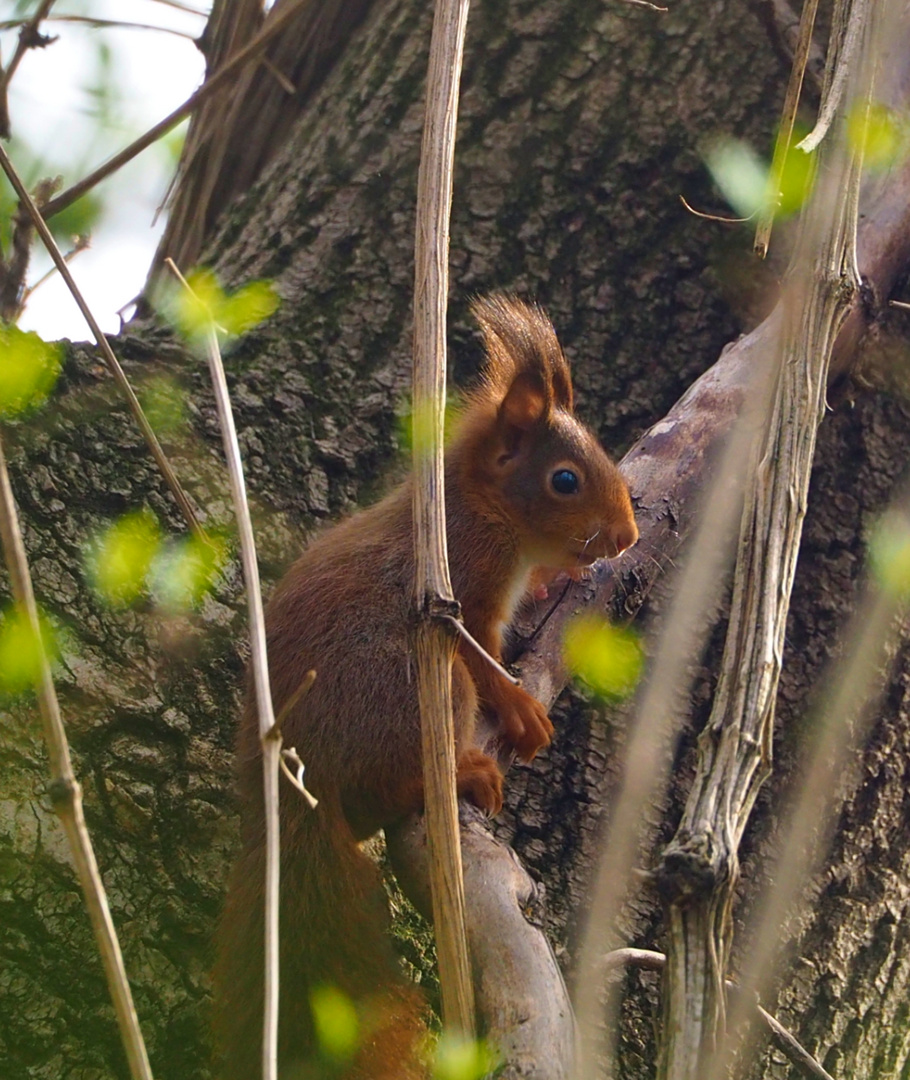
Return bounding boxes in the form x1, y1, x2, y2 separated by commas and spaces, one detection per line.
3, 1, 910, 1078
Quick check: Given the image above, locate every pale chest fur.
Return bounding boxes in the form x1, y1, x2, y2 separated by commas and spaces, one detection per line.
499, 555, 536, 642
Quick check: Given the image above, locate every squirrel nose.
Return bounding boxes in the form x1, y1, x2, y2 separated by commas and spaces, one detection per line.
608, 519, 639, 557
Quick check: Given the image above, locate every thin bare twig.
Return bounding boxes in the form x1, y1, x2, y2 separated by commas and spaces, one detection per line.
602, 949, 836, 1080
269, 667, 317, 736
0, 0, 58, 136
165, 257, 315, 1080
412, 0, 475, 1039
19, 234, 90, 311
441, 614, 520, 686
0, 143, 203, 539
261, 57, 296, 95
0, 432, 154, 1080
149, 0, 207, 14
679, 194, 757, 223
41, 0, 314, 222
0, 16, 200, 40
754, 0, 821, 257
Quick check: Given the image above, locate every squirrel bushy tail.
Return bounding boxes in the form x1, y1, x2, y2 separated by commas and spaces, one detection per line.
212, 783, 426, 1080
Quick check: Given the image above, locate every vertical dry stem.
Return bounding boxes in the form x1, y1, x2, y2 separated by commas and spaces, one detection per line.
203, 322, 282, 1080
656, 3, 877, 1078
754, 0, 820, 257
0, 434, 153, 1080
167, 254, 288, 1080
412, 0, 475, 1038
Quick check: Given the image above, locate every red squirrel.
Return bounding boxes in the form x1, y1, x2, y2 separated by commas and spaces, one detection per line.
212, 295, 638, 1079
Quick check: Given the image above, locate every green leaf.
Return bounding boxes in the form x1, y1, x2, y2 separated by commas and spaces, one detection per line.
149, 532, 229, 612
704, 138, 768, 218
49, 193, 103, 246
432, 1033, 501, 1080
87, 510, 162, 606
0, 324, 62, 418
161, 268, 279, 343
310, 985, 360, 1063
774, 130, 817, 218
399, 397, 461, 456
563, 613, 644, 701
0, 604, 59, 696
869, 510, 910, 597
218, 280, 280, 336
846, 101, 907, 171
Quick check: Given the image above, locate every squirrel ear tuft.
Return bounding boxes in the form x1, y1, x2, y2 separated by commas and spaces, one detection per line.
470, 293, 574, 412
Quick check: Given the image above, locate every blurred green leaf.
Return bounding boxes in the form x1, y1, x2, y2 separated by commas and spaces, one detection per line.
219, 281, 280, 336
432, 1032, 500, 1080
847, 101, 907, 171
0, 324, 62, 417
0, 604, 59, 695
161, 119, 190, 169
869, 510, 910, 597
87, 510, 162, 606
563, 613, 644, 701
162, 268, 279, 343
704, 139, 768, 218
399, 397, 461, 456
310, 985, 360, 1063
704, 133, 816, 222
150, 532, 229, 612
775, 130, 817, 218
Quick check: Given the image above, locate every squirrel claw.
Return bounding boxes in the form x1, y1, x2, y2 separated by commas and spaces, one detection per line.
492, 681, 554, 762
457, 749, 504, 816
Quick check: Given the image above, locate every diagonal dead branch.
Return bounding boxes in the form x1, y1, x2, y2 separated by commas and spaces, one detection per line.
0, 143, 203, 538
39, 0, 315, 224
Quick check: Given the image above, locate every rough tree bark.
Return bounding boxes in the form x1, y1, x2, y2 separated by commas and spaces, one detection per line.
3, 1, 910, 1078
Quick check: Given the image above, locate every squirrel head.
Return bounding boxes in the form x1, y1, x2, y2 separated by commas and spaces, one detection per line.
452, 294, 638, 572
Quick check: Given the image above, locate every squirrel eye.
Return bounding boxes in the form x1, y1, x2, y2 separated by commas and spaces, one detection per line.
551, 468, 579, 495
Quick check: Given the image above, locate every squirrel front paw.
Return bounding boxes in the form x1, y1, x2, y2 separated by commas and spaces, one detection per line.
456, 749, 504, 815
491, 680, 554, 762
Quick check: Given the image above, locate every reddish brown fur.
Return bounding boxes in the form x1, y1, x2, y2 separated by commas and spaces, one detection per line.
212, 296, 638, 1079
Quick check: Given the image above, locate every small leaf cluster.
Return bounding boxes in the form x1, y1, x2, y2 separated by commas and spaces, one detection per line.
0, 323, 61, 418
85, 510, 228, 613
160, 267, 279, 345
0, 604, 59, 696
